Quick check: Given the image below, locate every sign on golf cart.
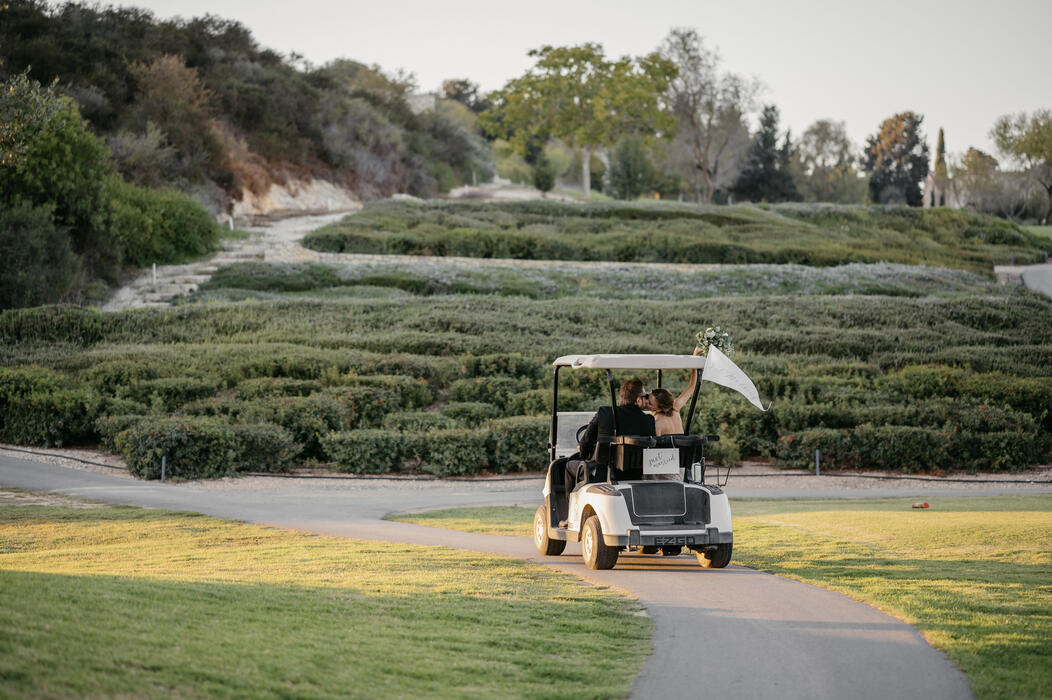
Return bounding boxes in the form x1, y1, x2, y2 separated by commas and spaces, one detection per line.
533, 352, 765, 570
643, 448, 679, 475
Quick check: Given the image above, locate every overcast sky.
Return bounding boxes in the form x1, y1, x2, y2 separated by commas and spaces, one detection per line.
113, 0, 1050, 160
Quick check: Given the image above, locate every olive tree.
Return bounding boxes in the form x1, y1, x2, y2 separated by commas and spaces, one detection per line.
993, 110, 1052, 223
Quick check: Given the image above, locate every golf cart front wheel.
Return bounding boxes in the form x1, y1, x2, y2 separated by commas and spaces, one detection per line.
697, 543, 732, 569
582, 515, 619, 570
534, 505, 566, 556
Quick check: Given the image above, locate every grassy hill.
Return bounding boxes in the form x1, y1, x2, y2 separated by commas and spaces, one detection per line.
303, 200, 1047, 273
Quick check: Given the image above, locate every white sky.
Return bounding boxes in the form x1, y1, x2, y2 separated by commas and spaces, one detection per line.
113, 0, 1051, 160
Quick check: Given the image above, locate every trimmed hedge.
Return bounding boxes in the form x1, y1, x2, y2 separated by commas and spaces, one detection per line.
418, 428, 489, 476
115, 416, 296, 479
0, 366, 98, 446
124, 376, 218, 410
776, 424, 1041, 473
440, 401, 501, 425
382, 411, 456, 432
322, 429, 405, 474
488, 416, 548, 473
242, 394, 357, 459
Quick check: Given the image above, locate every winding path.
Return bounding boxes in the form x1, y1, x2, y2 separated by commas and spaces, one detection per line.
0, 454, 977, 699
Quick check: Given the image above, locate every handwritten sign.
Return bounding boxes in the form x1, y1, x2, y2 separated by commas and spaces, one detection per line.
643, 448, 680, 475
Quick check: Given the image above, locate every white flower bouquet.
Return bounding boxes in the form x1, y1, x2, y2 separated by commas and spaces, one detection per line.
695, 326, 733, 355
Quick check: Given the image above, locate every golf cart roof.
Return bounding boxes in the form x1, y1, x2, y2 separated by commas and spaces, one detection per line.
552, 354, 707, 370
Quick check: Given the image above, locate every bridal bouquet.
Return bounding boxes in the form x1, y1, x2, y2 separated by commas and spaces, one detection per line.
695, 326, 733, 355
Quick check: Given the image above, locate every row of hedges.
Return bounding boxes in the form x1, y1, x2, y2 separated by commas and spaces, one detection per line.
323, 416, 549, 476
302, 200, 1047, 273
776, 424, 1042, 473
100, 414, 551, 480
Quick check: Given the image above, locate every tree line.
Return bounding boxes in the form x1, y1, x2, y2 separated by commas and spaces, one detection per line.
476, 28, 1051, 222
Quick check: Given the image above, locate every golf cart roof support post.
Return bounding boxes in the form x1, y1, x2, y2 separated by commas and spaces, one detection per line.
606, 369, 619, 436
657, 369, 663, 389
549, 365, 561, 462
685, 375, 703, 434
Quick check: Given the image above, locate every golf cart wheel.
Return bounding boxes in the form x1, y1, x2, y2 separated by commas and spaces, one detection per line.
660, 546, 682, 556
697, 543, 732, 569
534, 505, 566, 556
582, 515, 619, 570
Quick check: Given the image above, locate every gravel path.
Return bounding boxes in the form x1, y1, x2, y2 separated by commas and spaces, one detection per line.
100, 211, 356, 311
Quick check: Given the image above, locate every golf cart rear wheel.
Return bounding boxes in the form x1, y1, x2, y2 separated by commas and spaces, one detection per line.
534, 505, 566, 556
660, 546, 683, 556
697, 543, 732, 569
582, 515, 619, 570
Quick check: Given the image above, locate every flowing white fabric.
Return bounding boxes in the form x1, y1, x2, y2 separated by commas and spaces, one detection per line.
701, 345, 769, 411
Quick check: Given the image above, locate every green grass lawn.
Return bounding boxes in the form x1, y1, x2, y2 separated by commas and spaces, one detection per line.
391, 495, 1052, 699
1023, 225, 1052, 246
0, 493, 650, 698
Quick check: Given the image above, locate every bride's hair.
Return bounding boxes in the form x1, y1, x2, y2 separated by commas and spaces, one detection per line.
650, 388, 675, 416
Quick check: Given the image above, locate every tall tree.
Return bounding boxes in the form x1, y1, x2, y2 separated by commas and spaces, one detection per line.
480, 43, 675, 197
950, 147, 999, 210
992, 109, 1052, 223
660, 28, 758, 203
793, 119, 866, 203
731, 105, 799, 203
861, 111, 930, 206
933, 127, 948, 206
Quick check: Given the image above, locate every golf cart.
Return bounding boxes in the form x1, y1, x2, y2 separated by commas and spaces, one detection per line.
534, 354, 733, 570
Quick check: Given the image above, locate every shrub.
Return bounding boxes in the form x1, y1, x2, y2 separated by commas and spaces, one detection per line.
441, 401, 501, 425
318, 385, 401, 427
236, 377, 323, 399
509, 388, 589, 416
336, 374, 433, 409
95, 414, 147, 451
115, 416, 296, 479
418, 428, 489, 476
108, 176, 219, 266
487, 416, 547, 473
0, 304, 105, 345
321, 429, 405, 474
124, 376, 218, 410
202, 262, 341, 293
448, 376, 533, 409
382, 411, 456, 432
461, 353, 542, 379
0, 366, 98, 446
0, 202, 80, 308
242, 394, 357, 459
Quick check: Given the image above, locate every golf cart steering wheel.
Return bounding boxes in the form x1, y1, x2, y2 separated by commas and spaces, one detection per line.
576, 424, 589, 445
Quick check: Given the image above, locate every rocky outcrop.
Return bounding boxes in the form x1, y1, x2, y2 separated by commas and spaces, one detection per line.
231, 177, 361, 218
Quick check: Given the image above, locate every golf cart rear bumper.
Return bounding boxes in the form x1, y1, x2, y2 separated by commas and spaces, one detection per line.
605, 527, 733, 548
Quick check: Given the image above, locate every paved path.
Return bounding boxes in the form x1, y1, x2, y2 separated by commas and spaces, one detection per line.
994, 263, 1052, 298
1, 455, 976, 699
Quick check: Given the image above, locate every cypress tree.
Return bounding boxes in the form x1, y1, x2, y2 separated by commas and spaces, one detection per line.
731, 105, 800, 202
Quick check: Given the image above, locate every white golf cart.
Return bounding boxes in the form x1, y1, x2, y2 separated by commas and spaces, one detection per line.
534, 354, 733, 570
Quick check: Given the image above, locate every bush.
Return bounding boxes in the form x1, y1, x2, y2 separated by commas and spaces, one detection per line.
236, 377, 324, 399
418, 428, 489, 476
382, 411, 456, 432
461, 353, 542, 379
0, 202, 80, 308
0, 366, 98, 446
336, 374, 433, 409
509, 388, 589, 416
115, 416, 296, 479
321, 429, 405, 474
487, 416, 547, 473
202, 262, 341, 293
242, 394, 357, 460
448, 376, 534, 409
0, 304, 105, 345
440, 401, 501, 425
108, 176, 220, 266
95, 414, 147, 451
124, 376, 218, 410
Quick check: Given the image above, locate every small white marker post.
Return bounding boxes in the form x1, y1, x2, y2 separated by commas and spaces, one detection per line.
152, 263, 157, 286
161, 455, 166, 483
815, 449, 820, 477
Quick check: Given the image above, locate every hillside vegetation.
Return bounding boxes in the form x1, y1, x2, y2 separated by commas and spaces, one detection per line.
0, 1, 489, 206
304, 200, 1046, 273
1, 277, 1049, 477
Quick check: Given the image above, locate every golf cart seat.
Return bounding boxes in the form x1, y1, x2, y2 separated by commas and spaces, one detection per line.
653, 433, 710, 475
